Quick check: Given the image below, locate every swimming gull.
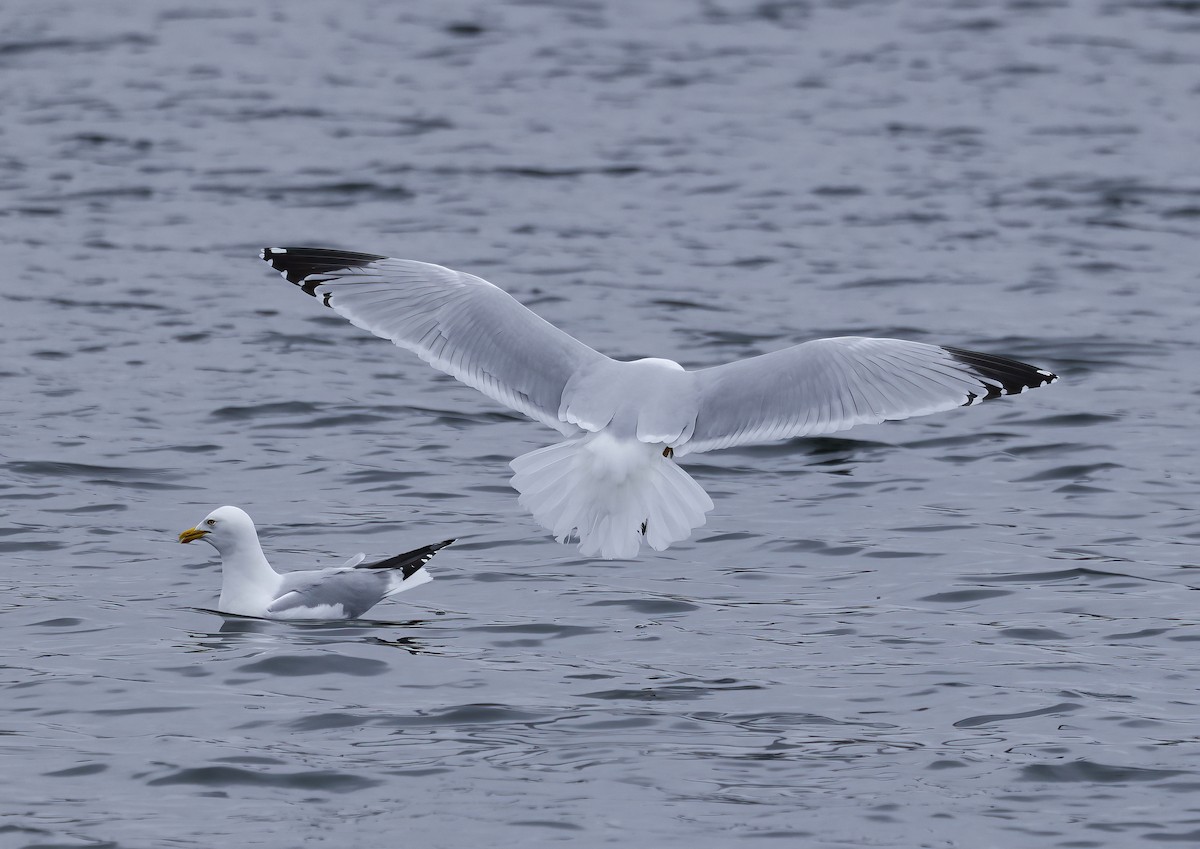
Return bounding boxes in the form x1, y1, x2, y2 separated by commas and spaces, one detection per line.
178, 505, 452, 619
262, 247, 1058, 560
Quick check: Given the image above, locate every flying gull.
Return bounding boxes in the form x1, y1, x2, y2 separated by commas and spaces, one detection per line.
178, 505, 452, 619
262, 247, 1058, 560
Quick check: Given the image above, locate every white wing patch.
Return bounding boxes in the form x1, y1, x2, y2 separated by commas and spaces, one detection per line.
266, 595, 348, 620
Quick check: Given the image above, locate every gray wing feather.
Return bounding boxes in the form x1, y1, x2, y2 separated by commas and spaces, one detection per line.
268, 569, 390, 619
264, 249, 609, 434
679, 337, 1057, 456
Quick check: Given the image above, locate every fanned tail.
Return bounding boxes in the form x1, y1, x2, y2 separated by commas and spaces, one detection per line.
510, 433, 713, 559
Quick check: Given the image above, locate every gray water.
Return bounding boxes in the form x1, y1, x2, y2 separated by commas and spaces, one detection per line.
3, 1, 1199, 846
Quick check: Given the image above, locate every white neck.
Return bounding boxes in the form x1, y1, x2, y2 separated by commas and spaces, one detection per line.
214, 534, 281, 615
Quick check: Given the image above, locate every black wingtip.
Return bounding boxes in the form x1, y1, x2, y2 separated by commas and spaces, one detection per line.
943, 346, 1059, 405
261, 246, 389, 292
360, 538, 455, 580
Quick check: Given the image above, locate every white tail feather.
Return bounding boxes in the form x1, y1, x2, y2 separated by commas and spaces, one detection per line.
510, 433, 714, 559
384, 567, 433, 597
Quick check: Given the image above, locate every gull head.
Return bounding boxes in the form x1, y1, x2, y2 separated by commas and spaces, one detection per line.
628, 357, 685, 372
178, 505, 260, 556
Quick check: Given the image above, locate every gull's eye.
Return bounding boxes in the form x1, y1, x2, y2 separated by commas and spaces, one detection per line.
206, 519, 216, 526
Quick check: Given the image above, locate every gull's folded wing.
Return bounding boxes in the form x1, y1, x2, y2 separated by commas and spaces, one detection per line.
263, 248, 608, 434
268, 570, 390, 618
680, 337, 1057, 456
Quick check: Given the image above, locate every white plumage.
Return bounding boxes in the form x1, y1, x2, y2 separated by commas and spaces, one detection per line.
178, 505, 450, 619
263, 248, 1058, 559
510, 431, 714, 560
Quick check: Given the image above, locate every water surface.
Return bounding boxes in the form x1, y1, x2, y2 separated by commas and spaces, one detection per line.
3, 1, 1199, 846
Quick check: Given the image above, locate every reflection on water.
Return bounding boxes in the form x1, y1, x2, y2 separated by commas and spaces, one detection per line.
187, 610, 444, 659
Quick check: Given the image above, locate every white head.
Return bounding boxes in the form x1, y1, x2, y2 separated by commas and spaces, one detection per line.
178, 505, 261, 557
629, 357, 685, 372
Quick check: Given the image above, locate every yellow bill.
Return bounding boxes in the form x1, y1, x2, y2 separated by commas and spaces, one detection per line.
178, 527, 210, 544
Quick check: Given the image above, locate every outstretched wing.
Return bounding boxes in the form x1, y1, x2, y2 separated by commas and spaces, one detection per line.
263, 247, 609, 433
679, 337, 1057, 456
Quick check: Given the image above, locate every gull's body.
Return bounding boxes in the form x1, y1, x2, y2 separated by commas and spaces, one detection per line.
263, 247, 1058, 559
178, 506, 451, 619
